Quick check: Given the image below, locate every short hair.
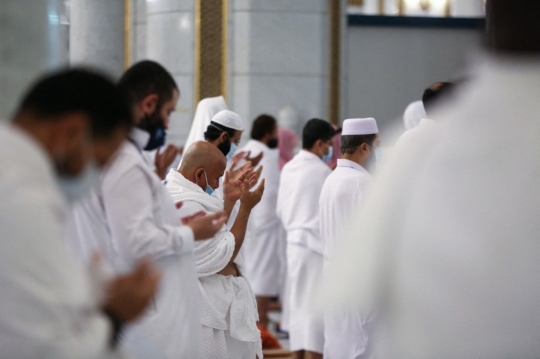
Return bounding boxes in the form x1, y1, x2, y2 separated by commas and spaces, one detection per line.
341, 134, 377, 155
422, 82, 454, 116
17, 69, 132, 138
302, 118, 335, 149
118, 60, 178, 107
204, 121, 236, 141
251, 114, 277, 141
486, 0, 540, 54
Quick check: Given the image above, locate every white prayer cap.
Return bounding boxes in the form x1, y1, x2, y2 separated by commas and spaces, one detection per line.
403, 100, 426, 130
211, 110, 244, 131
342, 117, 378, 136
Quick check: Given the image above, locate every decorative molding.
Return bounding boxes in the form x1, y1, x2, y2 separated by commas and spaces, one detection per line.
124, 0, 131, 69
328, 0, 342, 125
348, 15, 485, 28
195, 0, 228, 104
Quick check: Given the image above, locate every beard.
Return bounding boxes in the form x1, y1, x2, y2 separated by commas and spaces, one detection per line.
217, 136, 232, 156
139, 105, 164, 134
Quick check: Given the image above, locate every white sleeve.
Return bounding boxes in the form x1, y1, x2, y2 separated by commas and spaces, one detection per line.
0, 192, 113, 359
102, 164, 194, 265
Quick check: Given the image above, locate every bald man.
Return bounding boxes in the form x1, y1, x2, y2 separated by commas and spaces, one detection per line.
165, 141, 265, 359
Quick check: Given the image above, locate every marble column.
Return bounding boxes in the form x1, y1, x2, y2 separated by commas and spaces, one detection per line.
0, 0, 69, 119
229, 0, 331, 136
146, 0, 196, 146
70, 0, 125, 79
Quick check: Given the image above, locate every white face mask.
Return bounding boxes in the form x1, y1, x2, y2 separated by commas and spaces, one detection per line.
56, 161, 100, 203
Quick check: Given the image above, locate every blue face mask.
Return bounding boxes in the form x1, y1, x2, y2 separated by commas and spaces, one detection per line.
226, 143, 238, 161
368, 145, 383, 168
203, 171, 214, 195
322, 145, 333, 163
144, 126, 166, 151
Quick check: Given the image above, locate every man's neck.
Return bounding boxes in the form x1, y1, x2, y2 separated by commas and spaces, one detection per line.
304, 148, 322, 159
342, 153, 365, 168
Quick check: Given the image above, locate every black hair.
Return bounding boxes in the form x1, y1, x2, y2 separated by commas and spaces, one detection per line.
118, 60, 178, 108
422, 82, 455, 117
251, 114, 277, 141
486, 0, 540, 54
302, 118, 335, 149
204, 121, 236, 141
341, 134, 377, 155
17, 68, 132, 138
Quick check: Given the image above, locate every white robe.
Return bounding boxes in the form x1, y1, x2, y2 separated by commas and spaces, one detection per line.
324, 56, 540, 358
165, 170, 263, 359
68, 128, 201, 359
182, 96, 228, 158
0, 124, 122, 359
319, 159, 375, 359
240, 139, 286, 297
277, 150, 332, 353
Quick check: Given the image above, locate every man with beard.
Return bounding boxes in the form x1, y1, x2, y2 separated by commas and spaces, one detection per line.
0, 68, 161, 359
68, 60, 227, 358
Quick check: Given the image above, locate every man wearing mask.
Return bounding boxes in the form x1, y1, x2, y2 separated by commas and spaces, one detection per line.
240, 114, 286, 329
277, 118, 335, 359
68, 61, 227, 359
166, 141, 264, 359
203, 109, 244, 160
0, 69, 160, 358
319, 118, 380, 359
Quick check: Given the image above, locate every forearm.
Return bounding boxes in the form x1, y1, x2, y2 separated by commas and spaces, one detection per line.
223, 199, 236, 219
229, 204, 251, 261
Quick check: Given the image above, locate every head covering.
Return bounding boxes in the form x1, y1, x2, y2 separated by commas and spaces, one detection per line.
211, 110, 244, 131
278, 127, 299, 170
342, 118, 379, 136
183, 96, 228, 158
403, 100, 426, 131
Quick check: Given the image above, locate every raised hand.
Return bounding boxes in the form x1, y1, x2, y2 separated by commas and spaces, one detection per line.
155, 144, 182, 180
240, 178, 265, 210
245, 151, 263, 167
103, 258, 161, 323
230, 161, 253, 182
223, 169, 257, 203
186, 211, 229, 240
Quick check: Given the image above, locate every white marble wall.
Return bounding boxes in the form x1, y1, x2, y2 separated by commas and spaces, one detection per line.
348, 0, 485, 17
131, 0, 147, 63
70, 0, 125, 79
146, 0, 196, 146
229, 0, 330, 137
0, 0, 69, 119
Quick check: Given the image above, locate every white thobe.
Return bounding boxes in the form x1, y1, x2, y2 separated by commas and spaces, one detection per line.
324, 56, 540, 358
277, 150, 332, 353
395, 118, 437, 150
0, 124, 119, 359
240, 139, 286, 297
165, 170, 263, 359
68, 128, 201, 359
319, 159, 375, 359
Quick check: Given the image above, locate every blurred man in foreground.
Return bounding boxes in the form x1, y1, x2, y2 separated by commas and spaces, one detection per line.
325, 1, 540, 357
0, 69, 159, 358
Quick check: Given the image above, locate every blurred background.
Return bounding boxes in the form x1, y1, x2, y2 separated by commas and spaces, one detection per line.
0, 0, 485, 143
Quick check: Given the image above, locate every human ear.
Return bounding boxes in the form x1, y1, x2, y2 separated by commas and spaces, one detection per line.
139, 94, 159, 115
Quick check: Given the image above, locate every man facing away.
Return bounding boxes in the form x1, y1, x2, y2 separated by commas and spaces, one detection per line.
0, 69, 160, 358
324, 1, 540, 358
166, 141, 265, 359
277, 118, 336, 359
68, 61, 226, 358
319, 118, 380, 359
240, 114, 286, 329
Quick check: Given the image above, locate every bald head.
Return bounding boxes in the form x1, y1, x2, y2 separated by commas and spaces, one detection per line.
486, 0, 540, 54
180, 141, 227, 191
